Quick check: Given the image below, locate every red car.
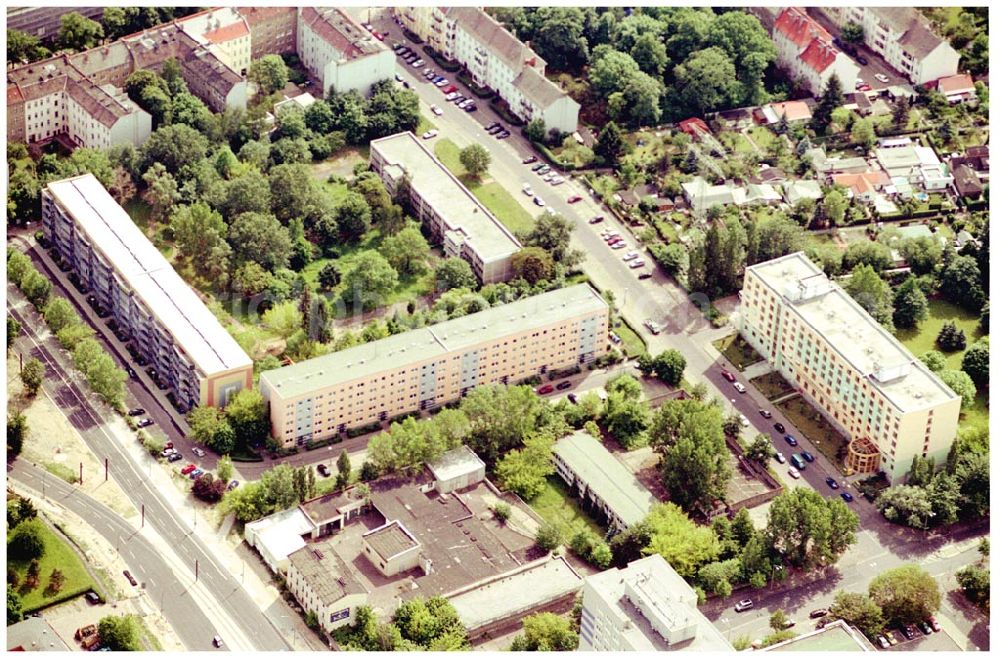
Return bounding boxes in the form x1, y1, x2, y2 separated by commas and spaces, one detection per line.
567, 195, 583, 204
536, 384, 555, 395
181, 464, 197, 475
721, 369, 736, 382
927, 617, 941, 633
441, 84, 457, 94
373, 31, 385, 41
858, 83, 872, 92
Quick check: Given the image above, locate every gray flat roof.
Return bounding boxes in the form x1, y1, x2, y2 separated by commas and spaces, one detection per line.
363, 520, 420, 561
261, 284, 608, 400
554, 431, 657, 528
370, 132, 521, 263
428, 445, 485, 484
287, 540, 367, 606
746, 252, 958, 412
46, 175, 251, 377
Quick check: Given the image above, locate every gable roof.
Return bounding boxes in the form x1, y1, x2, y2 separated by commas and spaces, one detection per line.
833, 171, 889, 196
299, 7, 385, 60
952, 164, 984, 197
799, 37, 838, 74
446, 7, 543, 72
770, 100, 812, 122
937, 73, 975, 95
514, 66, 574, 110
774, 7, 831, 48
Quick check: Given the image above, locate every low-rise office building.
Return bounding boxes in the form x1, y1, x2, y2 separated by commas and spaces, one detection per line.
553, 432, 657, 533
739, 253, 960, 482
395, 7, 579, 133
579, 555, 733, 651
297, 7, 394, 96
260, 284, 608, 447
370, 131, 522, 284
42, 174, 253, 410
817, 7, 959, 84
286, 540, 368, 633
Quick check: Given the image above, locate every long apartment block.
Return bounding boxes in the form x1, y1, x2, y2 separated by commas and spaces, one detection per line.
42, 174, 253, 410
260, 284, 609, 447
370, 131, 522, 285
739, 253, 960, 483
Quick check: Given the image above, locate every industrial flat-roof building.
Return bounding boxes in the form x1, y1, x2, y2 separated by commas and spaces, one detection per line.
370, 131, 522, 284
739, 252, 960, 482
260, 284, 608, 447
552, 432, 657, 532
579, 555, 733, 651
42, 174, 253, 410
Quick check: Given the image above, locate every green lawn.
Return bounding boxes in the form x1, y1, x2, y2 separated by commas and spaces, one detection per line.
416, 113, 437, 135
612, 317, 647, 358
720, 131, 755, 154
713, 333, 765, 371
775, 396, 850, 474
434, 138, 465, 175
895, 299, 985, 371
528, 476, 606, 544
748, 126, 776, 150
323, 179, 352, 204
960, 391, 989, 434
8, 520, 96, 612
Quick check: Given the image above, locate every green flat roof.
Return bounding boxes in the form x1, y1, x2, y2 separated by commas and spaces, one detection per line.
261, 284, 607, 400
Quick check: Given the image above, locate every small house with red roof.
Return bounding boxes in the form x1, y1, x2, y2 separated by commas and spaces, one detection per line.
934, 73, 976, 103
772, 8, 860, 96
678, 117, 710, 138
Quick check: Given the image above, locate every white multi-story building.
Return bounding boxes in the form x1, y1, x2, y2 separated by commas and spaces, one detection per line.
396, 6, 579, 133
817, 7, 959, 84
579, 555, 733, 651
177, 7, 252, 76
739, 253, 961, 482
297, 7, 394, 97
772, 8, 860, 95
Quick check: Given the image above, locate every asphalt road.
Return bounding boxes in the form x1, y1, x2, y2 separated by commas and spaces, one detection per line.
7, 290, 290, 652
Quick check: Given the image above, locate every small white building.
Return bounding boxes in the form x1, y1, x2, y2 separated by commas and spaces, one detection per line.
286, 540, 368, 633
782, 180, 824, 205
297, 7, 394, 97
274, 91, 318, 116
362, 519, 423, 577
245, 506, 315, 573
428, 445, 486, 494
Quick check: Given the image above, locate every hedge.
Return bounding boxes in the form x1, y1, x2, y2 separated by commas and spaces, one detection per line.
421, 45, 460, 72
346, 422, 381, 438
489, 98, 526, 127
456, 70, 494, 98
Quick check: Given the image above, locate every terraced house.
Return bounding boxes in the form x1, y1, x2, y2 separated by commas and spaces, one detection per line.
739, 253, 960, 483
394, 6, 579, 133
260, 284, 608, 447
42, 174, 253, 410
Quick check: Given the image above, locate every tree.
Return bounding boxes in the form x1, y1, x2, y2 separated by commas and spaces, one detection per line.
317, 262, 342, 291
496, 435, 555, 500
510, 612, 578, 651
869, 565, 941, 625
535, 523, 562, 552
698, 558, 741, 598
140, 124, 209, 174
341, 251, 399, 311
459, 144, 491, 178
875, 485, 934, 529
379, 225, 430, 276
641, 350, 686, 386
7, 411, 27, 457
192, 473, 226, 503
531, 8, 590, 71
898, 236, 942, 275
336, 449, 352, 488
745, 433, 774, 464
595, 121, 625, 164
602, 392, 649, 449
830, 591, 885, 638
630, 32, 669, 77
765, 488, 858, 568
956, 564, 990, 607
675, 47, 739, 116
643, 503, 722, 578
460, 385, 559, 466
249, 54, 289, 95
71, 339, 125, 408
892, 276, 929, 329
7, 587, 24, 624
769, 609, 790, 632
844, 265, 894, 330
589, 50, 641, 97
961, 338, 989, 388
525, 119, 547, 143
7, 29, 49, 65
811, 74, 843, 134
216, 455, 234, 484
225, 389, 269, 449
822, 188, 849, 227
334, 191, 372, 243
6, 316, 21, 353
19, 358, 44, 397
98, 615, 142, 651
435, 258, 477, 291
935, 321, 967, 352
20, 270, 52, 310
58, 12, 104, 50
512, 247, 555, 285
170, 202, 230, 273
841, 22, 864, 44
939, 255, 985, 313
41, 298, 77, 336
938, 370, 976, 409
8, 519, 45, 561
228, 212, 291, 271
851, 118, 876, 150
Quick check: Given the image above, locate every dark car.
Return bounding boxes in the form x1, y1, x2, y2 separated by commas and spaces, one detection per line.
86, 295, 98, 308
917, 621, 933, 635
784, 434, 798, 447
497, 131, 511, 139
720, 369, 736, 382
85, 591, 101, 604
774, 422, 786, 434
589, 215, 605, 224
464, 103, 477, 112
841, 492, 854, 503
556, 380, 572, 390
155, 378, 169, 390
227, 480, 240, 491
800, 450, 815, 462
825, 477, 840, 489
136, 355, 148, 366
317, 464, 331, 477
127, 407, 146, 416
637, 272, 653, 280
123, 570, 137, 587
126, 366, 138, 380
899, 624, 915, 640
522, 156, 538, 164
809, 608, 829, 619
567, 393, 578, 404
213, 635, 223, 648
136, 418, 154, 428
759, 409, 772, 419
531, 163, 545, 172
856, 55, 869, 66
167, 453, 184, 463
115, 330, 129, 342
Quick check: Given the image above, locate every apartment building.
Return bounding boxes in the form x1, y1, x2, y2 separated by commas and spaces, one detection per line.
579, 555, 733, 651
739, 253, 960, 482
370, 131, 521, 284
395, 7, 579, 133
772, 8, 860, 96
553, 432, 657, 533
817, 7, 959, 84
297, 7, 394, 97
285, 540, 367, 633
237, 7, 298, 59
42, 174, 253, 410
176, 7, 252, 76
260, 284, 608, 446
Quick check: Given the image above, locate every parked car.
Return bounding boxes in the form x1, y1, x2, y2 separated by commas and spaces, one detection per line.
637, 272, 653, 280
774, 422, 786, 434
874, 73, 889, 84
536, 384, 554, 395
556, 381, 572, 391
858, 83, 872, 92
445, 91, 460, 101
927, 617, 940, 633
189, 469, 204, 480
533, 196, 545, 207
522, 185, 535, 197
394, 72, 403, 81
790, 453, 806, 470
123, 570, 137, 587
825, 477, 840, 489
317, 464, 331, 477
537, 165, 551, 174
735, 599, 754, 612
720, 369, 736, 382
840, 492, 854, 503
589, 215, 605, 224
788, 467, 801, 479
192, 447, 206, 458
227, 480, 240, 491
623, 251, 639, 261
775, 452, 786, 464
643, 319, 662, 335
137, 418, 154, 428
739, 414, 750, 427
463, 103, 477, 112
800, 450, 815, 463
421, 129, 438, 140
430, 104, 443, 116
733, 382, 747, 393
85, 591, 101, 605
567, 393, 578, 404
809, 609, 830, 620
128, 407, 146, 416
212, 636, 223, 648
610, 241, 627, 250
899, 624, 915, 640
442, 85, 457, 94
522, 156, 538, 164
917, 621, 933, 635
497, 131, 511, 139
759, 409, 772, 419
567, 195, 583, 203
181, 464, 197, 475
629, 260, 645, 269
784, 434, 798, 446
167, 453, 183, 463
856, 55, 869, 65
876, 635, 890, 649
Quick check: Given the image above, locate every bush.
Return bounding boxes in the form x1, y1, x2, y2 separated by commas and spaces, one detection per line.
535, 523, 561, 552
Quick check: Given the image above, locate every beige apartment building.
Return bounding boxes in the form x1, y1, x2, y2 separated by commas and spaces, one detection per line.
260, 284, 608, 446
370, 131, 522, 284
739, 253, 960, 483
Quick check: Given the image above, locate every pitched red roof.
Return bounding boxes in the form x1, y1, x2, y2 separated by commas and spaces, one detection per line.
678, 117, 710, 136
204, 21, 249, 44
8, 84, 24, 104
774, 7, 831, 49
799, 38, 837, 74
936, 73, 975, 95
